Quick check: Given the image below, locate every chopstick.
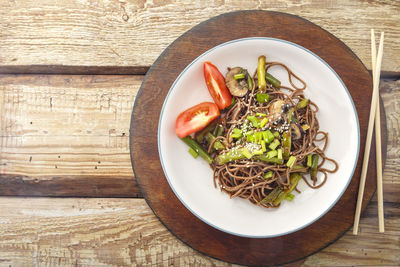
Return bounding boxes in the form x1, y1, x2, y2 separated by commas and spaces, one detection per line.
353, 30, 384, 235
372, 30, 385, 233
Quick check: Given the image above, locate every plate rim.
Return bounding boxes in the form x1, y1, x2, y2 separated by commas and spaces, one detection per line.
157, 36, 361, 238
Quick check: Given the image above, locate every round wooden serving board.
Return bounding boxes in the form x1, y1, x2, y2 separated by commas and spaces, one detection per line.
130, 11, 386, 266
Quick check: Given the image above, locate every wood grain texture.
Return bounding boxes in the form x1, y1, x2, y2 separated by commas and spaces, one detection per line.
130, 10, 386, 266
380, 79, 400, 189
0, 75, 140, 197
0, 0, 399, 74
0, 197, 398, 267
0, 77, 398, 200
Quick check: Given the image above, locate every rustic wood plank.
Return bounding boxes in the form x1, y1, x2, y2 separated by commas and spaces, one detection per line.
0, 77, 399, 199
0, 197, 397, 266
303, 201, 400, 266
380, 79, 400, 191
0, 1, 399, 74
0, 75, 140, 197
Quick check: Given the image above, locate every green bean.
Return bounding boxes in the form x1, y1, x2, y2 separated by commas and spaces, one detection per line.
205, 132, 225, 151
310, 154, 319, 181
215, 147, 247, 165
181, 136, 213, 164
273, 173, 302, 206
195, 121, 217, 143
213, 124, 224, 137
260, 187, 283, 204
188, 147, 198, 158
257, 56, 267, 91
292, 164, 308, 173
265, 73, 281, 88
297, 99, 309, 109
287, 107, 295, 123
247, 73, 253, 90
254, 155, 284, 164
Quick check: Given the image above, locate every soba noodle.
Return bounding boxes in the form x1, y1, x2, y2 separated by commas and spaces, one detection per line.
203, 60, 338, 208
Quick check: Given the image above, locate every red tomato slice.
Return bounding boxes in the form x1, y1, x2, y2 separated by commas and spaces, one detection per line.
175, 102, 220, 138
203, 62, 233, 109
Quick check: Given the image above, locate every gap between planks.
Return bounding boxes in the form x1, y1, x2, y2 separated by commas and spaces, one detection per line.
0, 67, 399, 80
0, 197, 398, 267
0, 1, 399, 73
0, 75, 399, 199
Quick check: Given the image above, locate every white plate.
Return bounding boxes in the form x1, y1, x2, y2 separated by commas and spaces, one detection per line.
158, 37, 359, 238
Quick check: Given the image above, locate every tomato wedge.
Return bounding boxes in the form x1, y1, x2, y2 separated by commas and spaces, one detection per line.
175, 102, 220, 138
203, 62, 233, 109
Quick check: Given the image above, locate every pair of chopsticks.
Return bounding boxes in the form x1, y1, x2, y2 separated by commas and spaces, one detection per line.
353, 29, 385, 235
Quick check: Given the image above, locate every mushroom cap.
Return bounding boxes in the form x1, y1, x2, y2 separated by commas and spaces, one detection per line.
290, 122, 303, 140
225, 67, 249, 97
269, 99, 285, 121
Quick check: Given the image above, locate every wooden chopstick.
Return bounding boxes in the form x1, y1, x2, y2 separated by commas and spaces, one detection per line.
353, 30, 384, 235
371, 29, 385, 233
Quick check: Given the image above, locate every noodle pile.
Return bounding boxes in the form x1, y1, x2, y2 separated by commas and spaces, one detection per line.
207, 61, 338, 208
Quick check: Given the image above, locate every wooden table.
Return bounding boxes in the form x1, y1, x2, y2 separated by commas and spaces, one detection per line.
0, 1, 399, 266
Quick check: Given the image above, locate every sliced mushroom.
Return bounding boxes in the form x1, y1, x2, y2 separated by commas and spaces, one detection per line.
268, 99, 285, 122
290, 123, 303, 140
269, 100, 284, 115
225, 67, 249, 97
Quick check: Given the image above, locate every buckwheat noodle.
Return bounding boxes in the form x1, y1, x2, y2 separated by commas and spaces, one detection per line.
209, 61, 338, 208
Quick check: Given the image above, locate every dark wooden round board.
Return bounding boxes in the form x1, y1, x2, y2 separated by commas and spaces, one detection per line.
130, 11, 386, 266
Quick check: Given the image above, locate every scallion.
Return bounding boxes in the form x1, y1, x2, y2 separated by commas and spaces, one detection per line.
234, 73, 245, 80
265, 130, 275, 143
242, 148, 253, 159
254, 132, 263, 143
282, 131, 291, 159
230, 128, 243, 139
264, 171, 273, 179
246, 115, 259, 128
261, 140, 266, 152
256, 93, 269, 103
269, 139, 280, 150
253, 150, 264, 155
259, 118, 268, 128
286, 156, 297, 168
277, 148, 283, 160
267, 150, 278, 159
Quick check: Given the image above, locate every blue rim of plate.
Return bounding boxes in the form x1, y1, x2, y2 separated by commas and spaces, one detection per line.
157, 37, 360, 238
